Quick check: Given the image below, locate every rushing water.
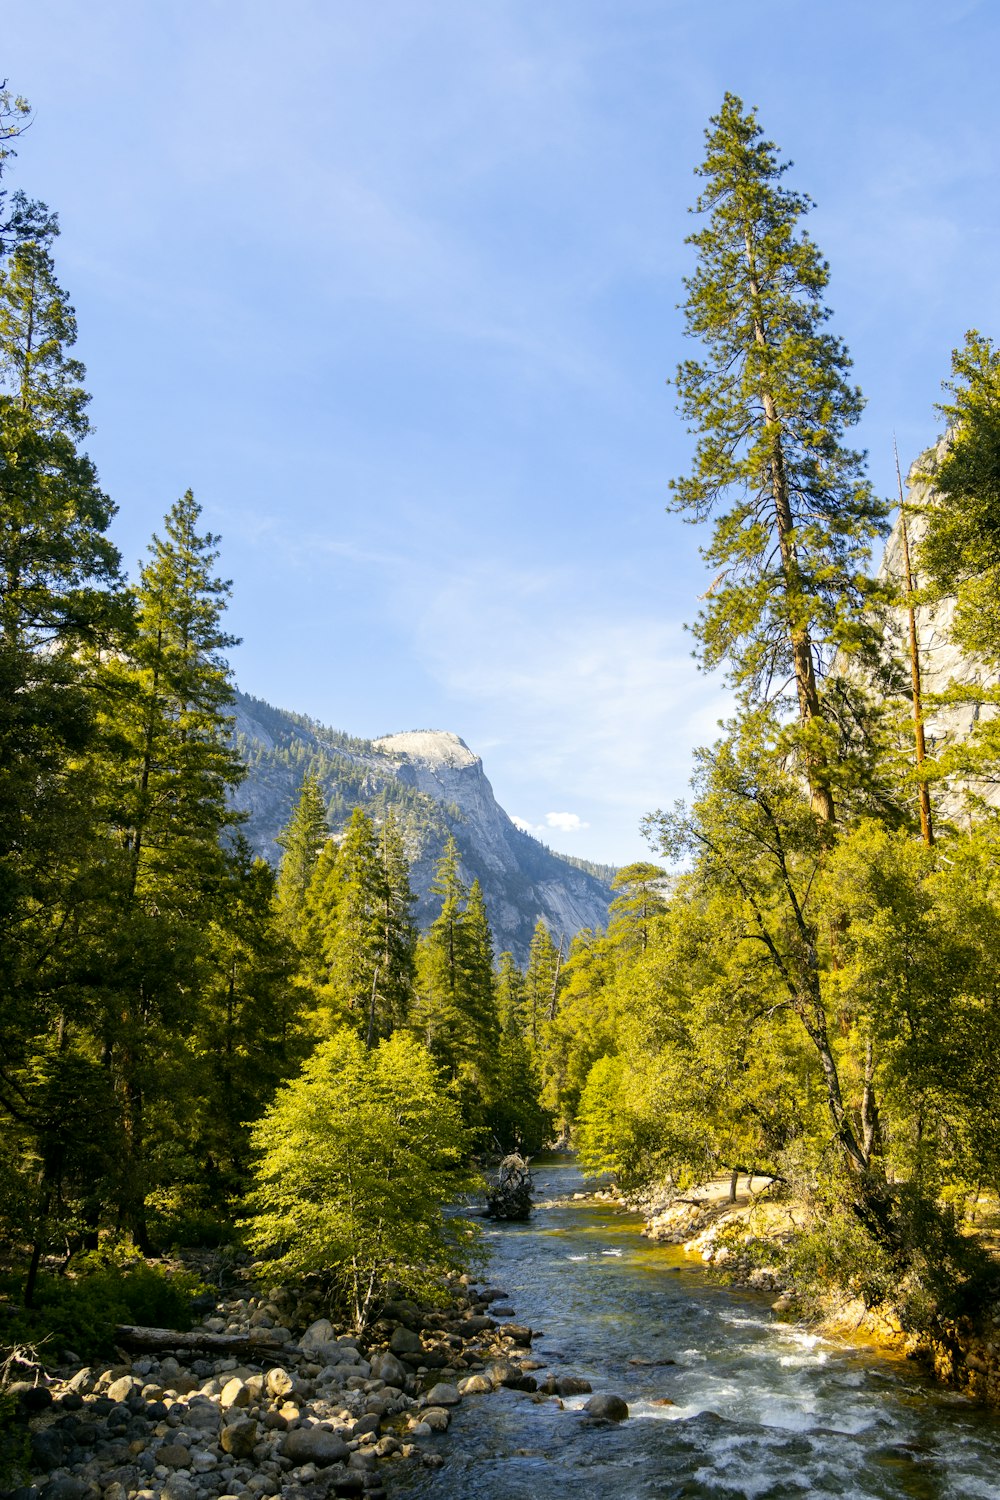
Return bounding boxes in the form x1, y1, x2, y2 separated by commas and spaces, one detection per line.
394, 1155, 1000, 1500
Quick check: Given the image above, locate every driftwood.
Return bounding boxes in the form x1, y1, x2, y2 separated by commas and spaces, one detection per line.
114, 1325, 303, 1358
485, 1153, 533, 1221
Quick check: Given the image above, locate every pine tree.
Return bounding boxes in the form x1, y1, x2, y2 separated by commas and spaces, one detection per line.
523, 920, 560, 1043
672, 93, 888, 821
0, 224, 124, 1289
919, 330, 1000, 664
496, 952, 526, 1035
413, 841, 499, 1106
373, 810, 417, 1041
96, 492, 244, 1246
275, 771, 329, 933
299, 808, 417, 1043
607, 863, 669, 958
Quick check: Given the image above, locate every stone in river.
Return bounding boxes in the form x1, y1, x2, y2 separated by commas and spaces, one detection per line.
583, 1393, 629, 1421
424, 1382, 460, 1406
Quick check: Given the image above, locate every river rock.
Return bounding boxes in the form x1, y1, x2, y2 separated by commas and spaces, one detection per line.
220, 1377, 250, 1409
421, 1407, 451, 1432
370, 1352, 408, 1386
423, 1382, 460, 1406
457, 1374, 492, 1395
280, 1427, 350, 1466
105, 1376, 142, 1404
584, 1393, 629, 1421
182, 1399, 221, 1432
40, 1478, 89, 1500
389, 1327, 423, 1357
265, 1366, 296, 1399
499, 1324, 532, 1346
220, 1418, 258, 1458
543, 1375, 592, 1396
157, 1444, 191, 1468
10, 1382, 53, 1415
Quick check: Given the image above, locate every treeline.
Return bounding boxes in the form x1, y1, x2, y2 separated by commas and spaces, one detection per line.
533, 96, 1000, 1324
0, 91, 553, 1317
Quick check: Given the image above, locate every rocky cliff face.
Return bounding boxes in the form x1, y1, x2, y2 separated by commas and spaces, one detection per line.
230, 695, 612, 963
881, 438, 1000, 819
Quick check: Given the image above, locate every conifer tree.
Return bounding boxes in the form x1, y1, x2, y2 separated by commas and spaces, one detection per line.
413, 841, 500, 1103
919, 330, 1000, 664
0, 223, 124, 1284
275, 772, 329, 933
607, 863, 669, 958
496, 952, 526, 1035
373, 810, 417, 1041
672, 93, 888, 821
97, 492, 244, 1245
523, 920, 560, 1043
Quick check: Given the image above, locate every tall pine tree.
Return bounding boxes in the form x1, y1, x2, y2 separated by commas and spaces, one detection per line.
672, 94, 888, 821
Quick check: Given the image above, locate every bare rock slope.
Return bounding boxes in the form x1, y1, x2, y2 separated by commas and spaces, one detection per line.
231, 694, 612, 962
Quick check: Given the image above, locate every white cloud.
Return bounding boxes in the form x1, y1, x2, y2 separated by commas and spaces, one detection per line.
545, 812, 589, 833
388, 555, 733, 863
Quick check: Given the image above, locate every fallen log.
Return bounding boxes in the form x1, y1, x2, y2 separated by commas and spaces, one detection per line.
114, 1325, 303, 1359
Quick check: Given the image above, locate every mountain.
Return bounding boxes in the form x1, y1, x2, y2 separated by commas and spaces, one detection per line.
230, 692, 613, 962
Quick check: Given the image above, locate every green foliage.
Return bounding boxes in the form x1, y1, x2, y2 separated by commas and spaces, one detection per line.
6, 1259, 203, 1359
784, 1184, 999, 1330
412, 840, 500, 1118
672, 93, 888, 819
921, 330, 1000, 664
275, 771, 330, 932
244, 1028, 480, 1329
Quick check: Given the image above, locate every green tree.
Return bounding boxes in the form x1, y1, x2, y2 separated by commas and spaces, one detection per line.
275, 771, 329, 934
413, 842, 500, 1121
522, 919, 561, 1044
920, 330, 1000, 662
495, 951, 525, 1034
607, 862, 669, 958
97, 491, 244, 1245
672, 93, 887, 821
245, 1028, 479, 1329
0, 224, 124, 1289
300, 808, 416, 1043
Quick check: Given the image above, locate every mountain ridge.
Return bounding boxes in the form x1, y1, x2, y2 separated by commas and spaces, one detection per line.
230, 691, 613, 962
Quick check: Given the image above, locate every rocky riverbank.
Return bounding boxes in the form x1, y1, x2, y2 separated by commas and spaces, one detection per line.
583, 1173, 1000, 1410
7, 1270, 607, 1500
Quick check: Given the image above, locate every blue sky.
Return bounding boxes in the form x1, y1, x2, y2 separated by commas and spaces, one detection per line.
5, 1, 999, 864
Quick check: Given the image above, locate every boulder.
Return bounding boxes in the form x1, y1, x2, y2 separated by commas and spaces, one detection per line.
106, 1375, 143, 1404
583, 1392, 629, 1421
370, 1352, 407, 1386
499, 1324, 533, 1346
423, 1383, 460, 1407
389, 1327, 422, 1357
265, 1366, 296, 1399
280, 1426, 350, 1467
421, 1407, 451, 1432
551, 1375, 592, 1396
220, 1418, 258, 1458
457, 1373, 492, 1395
156, 1444, 192, 1468
220, 1377, 250, 1409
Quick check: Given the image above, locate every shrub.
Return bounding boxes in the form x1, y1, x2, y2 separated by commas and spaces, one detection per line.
5, 1259, 203, 1360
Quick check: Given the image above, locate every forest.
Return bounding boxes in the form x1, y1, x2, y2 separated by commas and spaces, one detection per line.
2, 78, 1000, 1385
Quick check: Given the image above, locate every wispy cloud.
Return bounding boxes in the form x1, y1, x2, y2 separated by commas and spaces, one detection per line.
393, 556, 731, 862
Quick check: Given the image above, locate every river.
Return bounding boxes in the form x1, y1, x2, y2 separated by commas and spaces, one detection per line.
395, 1154, 1000, 1500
